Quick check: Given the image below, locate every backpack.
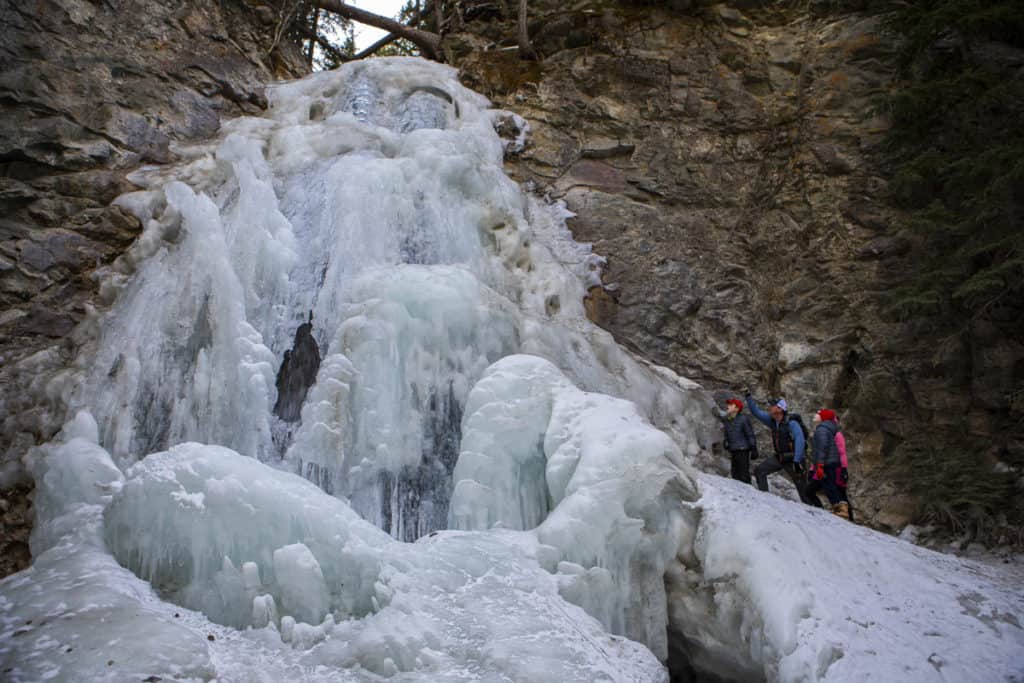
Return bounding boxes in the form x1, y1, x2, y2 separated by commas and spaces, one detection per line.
787, 413, 811, 445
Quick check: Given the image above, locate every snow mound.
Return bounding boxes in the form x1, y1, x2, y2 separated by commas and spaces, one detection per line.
667, 474, 1024, 682
0, 415, 214, 683
8, 408, 1022, 683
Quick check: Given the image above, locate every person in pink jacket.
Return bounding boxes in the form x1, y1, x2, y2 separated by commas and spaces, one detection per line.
833, 414, 853, 522
835, 426, 848, 469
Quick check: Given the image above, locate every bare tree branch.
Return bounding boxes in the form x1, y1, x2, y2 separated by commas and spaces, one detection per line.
315, 0, 443, 60
295, 22, 350, 64
354, 32, 403, 60
266, 0, 305, 59
353, 2, 435, 60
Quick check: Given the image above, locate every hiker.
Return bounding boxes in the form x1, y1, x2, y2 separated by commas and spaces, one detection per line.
713, 398, 758, 484
805, 409, 849, 519
745, 392, 811, 503
833, 414, 854, 522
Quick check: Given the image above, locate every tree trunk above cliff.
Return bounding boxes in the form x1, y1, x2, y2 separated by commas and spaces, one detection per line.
316, 0, 443, 59
517, 0, 536, 60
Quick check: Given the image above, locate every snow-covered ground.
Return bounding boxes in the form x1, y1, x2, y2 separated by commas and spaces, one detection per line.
669, 475, 1024, 681
5, 408, 1022, 682
1, 57, 1022, 683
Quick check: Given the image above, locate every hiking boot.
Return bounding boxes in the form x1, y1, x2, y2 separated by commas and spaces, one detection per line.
831, 501, 850, 520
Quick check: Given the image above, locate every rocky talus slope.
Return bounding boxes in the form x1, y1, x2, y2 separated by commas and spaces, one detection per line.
0, 0, 307, 577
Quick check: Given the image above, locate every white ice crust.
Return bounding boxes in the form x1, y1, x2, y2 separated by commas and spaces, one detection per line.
667, 475, 1024, 682
2, 57, 1022, 683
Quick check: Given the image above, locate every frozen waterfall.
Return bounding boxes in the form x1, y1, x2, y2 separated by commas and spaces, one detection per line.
53, 58, 705, 543
0, 58, 704, 682
2, 58, 1022, 683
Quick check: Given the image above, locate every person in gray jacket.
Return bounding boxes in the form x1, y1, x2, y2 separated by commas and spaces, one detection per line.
715, 398, 758, 484
805, 409, 846, 516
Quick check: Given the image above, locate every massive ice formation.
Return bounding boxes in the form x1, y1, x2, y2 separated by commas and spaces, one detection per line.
4, 411, 667, 682
51, 57, 708, 540
1, 57, 700, 682
451, 355, 693, 658
2, 57, 1022, 683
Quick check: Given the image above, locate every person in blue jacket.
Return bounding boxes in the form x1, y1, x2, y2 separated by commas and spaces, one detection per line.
745, 391, 811, 504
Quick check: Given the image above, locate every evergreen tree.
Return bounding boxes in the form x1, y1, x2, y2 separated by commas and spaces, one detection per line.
882, 0, 1024, 536
885, 1, 1024, 327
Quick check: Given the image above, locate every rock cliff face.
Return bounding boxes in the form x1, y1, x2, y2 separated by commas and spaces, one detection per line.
0, 0, 307, 576
451, 0, 982, 534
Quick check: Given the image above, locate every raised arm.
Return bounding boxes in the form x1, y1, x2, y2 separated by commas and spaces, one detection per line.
745, 395, 772, 427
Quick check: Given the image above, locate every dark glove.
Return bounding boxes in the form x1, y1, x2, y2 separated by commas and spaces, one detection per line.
792, 461, 804, 475
743, 386, 752, 398
750, 449, 760, 460
840, 467, 849, 484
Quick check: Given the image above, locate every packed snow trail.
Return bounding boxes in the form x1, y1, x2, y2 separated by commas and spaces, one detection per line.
1, 58, 1022, 683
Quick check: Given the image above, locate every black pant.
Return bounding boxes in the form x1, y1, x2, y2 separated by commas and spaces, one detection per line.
729, 449, 752, 484
806, 463, 843, 506
754, 454, 811, 504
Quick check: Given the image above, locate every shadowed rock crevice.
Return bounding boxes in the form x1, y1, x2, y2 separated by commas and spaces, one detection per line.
273, 316, 322, 423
